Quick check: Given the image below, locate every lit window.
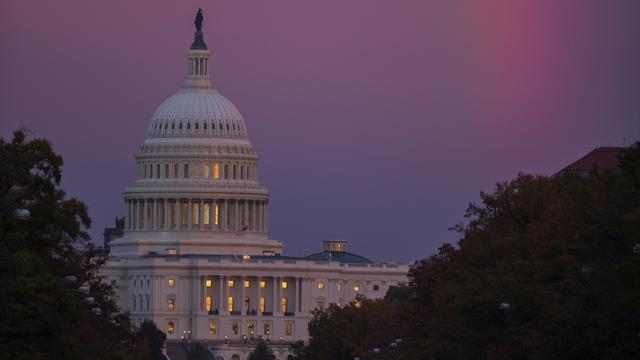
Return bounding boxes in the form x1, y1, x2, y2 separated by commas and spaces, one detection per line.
247, 321, 255, 336
205, 279, 212, 287
192, 203, 199, 225
209, 320, 216, 335
228, 280, 235, 288
213, 163, 220, 179
282, 281, 288, 289
167, 298, 175, 311
281, 297, 287, 313
259, 280, 266, 288
286, 321, 293, 336
353, 284, 360, 292
354, 298, 361, 309
244, 280, 250, 288
203, 203, 210, 225
259, 296, 265, 313
168, 279, 175, 287
203, 164, 209, 178
214, 205, 219, 225
206, 296, 212, 311
227, 296, 234, 312
242, 255, 251, 261
263, 322, 271, 336
337, 283, 342, 291
232, 322, 238, 335
167, 322, 174, 334
317, 282, 325, 289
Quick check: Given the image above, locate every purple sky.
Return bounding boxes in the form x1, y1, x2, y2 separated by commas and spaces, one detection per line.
1, 1, 639, 262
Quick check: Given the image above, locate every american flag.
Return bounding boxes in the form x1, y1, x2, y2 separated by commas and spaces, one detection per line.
235, 224, 248, 236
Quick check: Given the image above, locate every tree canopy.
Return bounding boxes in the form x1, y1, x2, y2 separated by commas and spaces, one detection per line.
0, 130, 148, 359
300, 142, 640, 359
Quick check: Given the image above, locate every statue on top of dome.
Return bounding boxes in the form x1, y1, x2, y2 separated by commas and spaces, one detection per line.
195, 8, 204, 31
191, 8, 207, 50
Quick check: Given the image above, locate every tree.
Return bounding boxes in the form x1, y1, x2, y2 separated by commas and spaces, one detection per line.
399, 142, 640, 359
0, 130, 148, 359
248, 339, 276, 360
304, 297, 406, 360
138, 320, 167, 360
186, 342, 209, 360
300, 142, 640, 360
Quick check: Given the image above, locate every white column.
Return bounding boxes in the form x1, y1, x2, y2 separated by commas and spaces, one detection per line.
264, 202, 269, 233
241, 276, 245, 315
258, 201, 263, 232
176, 198, 182, 230
188, 199, 193, 230
218, 275, 223, 313
152, 199, 158, 230
257, 279, 262, 316
199, 199, 204, 230
234, 200, 239, 231
164, 198, 170, 230
272, 277, 278, 314
294, 277, 298, 314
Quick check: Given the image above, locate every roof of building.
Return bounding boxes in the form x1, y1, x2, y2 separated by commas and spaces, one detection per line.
559, 147, 624, 174
140, 251, 374, 264
304, 251, 373, 264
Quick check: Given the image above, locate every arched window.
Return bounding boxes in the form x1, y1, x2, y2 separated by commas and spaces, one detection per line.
187, 122, 190, 130
227, 296, 234, 312
146, 295, 150, 310
156, 164, 160, 178
226, 124, 230, 131
233, 165, 237, 180
219, 123, 222, 130
174, 164, 179, 178
232, 124, 236, 131
203, 164, 209, 178
195, 122, 199, 130
203, 203, 210, 225
150, 165, 153, 178
171, 122, 175, 130
165, 164, 169, 178
224, 164, 229, 179
259, 296, 265, 313
205, 296, 212, 311
213, 163, 220, 179
164, 122, 168, 130
240, 165, 244, 180
203, 122, 207, 130
179, 122, 182, 130
247, 166, 251, 180
184, 164, 189, 178
281, 297, 287, 313
167, 297, 175, 311
144, 164, 147, 178
132, 296, 137, 311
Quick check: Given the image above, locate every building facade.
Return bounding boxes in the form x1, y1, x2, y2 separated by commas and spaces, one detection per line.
103, 15, 407, 360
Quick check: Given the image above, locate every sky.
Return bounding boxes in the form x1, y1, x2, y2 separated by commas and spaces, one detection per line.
1, 0, 639, 262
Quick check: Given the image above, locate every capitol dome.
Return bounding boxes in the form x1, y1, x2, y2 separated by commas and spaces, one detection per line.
147, 87, 249, 141
109, 22, 282, 258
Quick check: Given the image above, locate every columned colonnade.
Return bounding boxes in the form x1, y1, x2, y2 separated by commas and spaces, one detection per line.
124, 198, 269, 233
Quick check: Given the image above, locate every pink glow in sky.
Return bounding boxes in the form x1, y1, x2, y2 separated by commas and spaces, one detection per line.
1, 0, 639, 261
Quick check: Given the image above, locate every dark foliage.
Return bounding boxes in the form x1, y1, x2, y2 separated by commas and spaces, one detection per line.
0, 130, 148, 359
248, 339, 276, 360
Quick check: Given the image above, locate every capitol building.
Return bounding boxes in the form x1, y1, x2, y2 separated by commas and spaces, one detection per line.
103, 12, 407, 360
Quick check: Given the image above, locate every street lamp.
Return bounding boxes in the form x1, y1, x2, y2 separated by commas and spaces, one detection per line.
14, 208, 31, 220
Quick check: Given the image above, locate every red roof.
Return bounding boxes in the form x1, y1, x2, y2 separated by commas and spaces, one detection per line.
560, 147, 624, 173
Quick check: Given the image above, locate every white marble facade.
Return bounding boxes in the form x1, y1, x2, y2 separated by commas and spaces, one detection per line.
103, 25, 407, 360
